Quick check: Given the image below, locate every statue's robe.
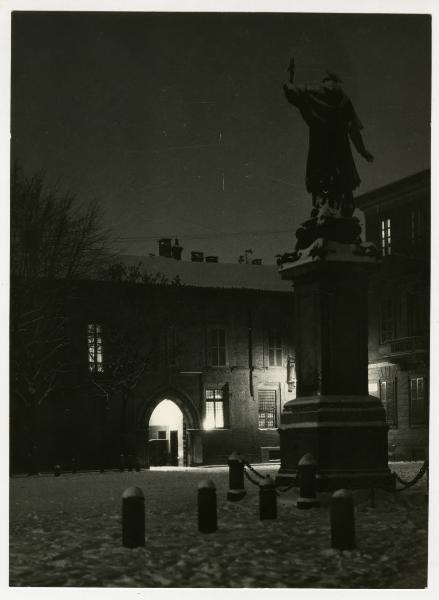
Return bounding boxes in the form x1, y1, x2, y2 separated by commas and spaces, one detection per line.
284, 84, 364, 195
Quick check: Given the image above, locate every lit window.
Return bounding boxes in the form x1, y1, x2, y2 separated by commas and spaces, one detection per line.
381, 218, 391, 256
204, 389, 224, 429
209, 328, 226, 366
268, 331, 283, 367
88, 323, 103, 373
380, 379, 397, 428
410, 377, 427, 426
258, 389, 277, 429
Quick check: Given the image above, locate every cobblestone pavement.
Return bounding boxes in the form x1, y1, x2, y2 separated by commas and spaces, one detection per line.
9, 462, 428, 588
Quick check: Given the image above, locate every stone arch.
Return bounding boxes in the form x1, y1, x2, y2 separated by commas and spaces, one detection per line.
135, 386, 201, 467
137, 386, 200, 430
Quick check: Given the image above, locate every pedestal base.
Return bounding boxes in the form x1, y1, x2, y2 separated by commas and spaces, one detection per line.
276, 395, 396, 491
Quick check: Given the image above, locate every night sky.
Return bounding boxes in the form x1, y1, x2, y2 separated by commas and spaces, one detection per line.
11, 12, 431, 264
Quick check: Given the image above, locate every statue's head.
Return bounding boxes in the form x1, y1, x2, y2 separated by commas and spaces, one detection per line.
322, 72, 342, 91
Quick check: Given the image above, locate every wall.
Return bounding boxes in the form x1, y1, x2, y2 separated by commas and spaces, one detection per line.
358, 170, 430, 461
10, 279, 295, 471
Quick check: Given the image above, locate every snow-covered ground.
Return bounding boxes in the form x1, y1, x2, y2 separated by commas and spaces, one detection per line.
9, 463, 428, 588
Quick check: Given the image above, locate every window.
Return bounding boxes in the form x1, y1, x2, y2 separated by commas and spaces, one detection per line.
380, 379, 397, 428
258, 389, 277, 429
209, 327, 226, 366
88, 323, 103, 373
410, 209, 424, 247
381, 218, 391, 256
287, 356, 296, 393
410, 377, 427, 426
380, 295, 398, 343
204, 389, 225, 429
268, 331, 283, 367
407, 289, 428, 336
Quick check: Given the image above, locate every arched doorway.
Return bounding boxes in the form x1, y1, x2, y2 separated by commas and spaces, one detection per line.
137, 389, 202, 467
148, 399, 184, 466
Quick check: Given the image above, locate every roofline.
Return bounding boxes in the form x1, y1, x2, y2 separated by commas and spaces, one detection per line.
356, 169, 430, 210
80, 277, 294, 295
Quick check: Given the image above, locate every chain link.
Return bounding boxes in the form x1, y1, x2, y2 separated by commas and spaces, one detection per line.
393, 459, 428, 493
244, 468, 283, 497
243, 459, 297, 496
243, 460, 266, 479
276, 480, 297, 494
243, 467, 263, 487
241, 457, 428, 496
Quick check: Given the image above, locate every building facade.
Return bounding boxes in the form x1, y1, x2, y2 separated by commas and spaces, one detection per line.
10, 257, 296, 471
356, 170, 430, 460
10, 172, 430, 472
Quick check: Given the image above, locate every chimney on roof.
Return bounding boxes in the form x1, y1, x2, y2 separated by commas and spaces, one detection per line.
205, 256, 218, 263
171, 238, 183, 261
252, 258, 262, 265
159, 238, 172, 258
191, 251, 204, 262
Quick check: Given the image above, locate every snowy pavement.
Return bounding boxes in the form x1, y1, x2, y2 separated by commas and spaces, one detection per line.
9, 463, 428, 588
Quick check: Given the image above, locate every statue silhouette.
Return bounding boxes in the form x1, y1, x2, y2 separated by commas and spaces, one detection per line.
284, 62, 373, 217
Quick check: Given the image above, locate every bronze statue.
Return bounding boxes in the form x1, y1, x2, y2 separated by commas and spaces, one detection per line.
284, 59, 373, 218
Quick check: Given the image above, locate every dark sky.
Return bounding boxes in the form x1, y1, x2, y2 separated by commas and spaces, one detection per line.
11, 12, 431, 264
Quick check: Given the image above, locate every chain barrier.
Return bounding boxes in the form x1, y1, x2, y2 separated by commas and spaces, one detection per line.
243, 461, 297, 496
244, 467, 283, 496
276, 479, 297, 494
393, 459, 428, 493
243, 460, 266, 480
243, 467, 263, 487
242, 456, 428, 497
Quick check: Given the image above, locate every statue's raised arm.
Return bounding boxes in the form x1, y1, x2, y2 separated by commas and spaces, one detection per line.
283, 64, 374, 218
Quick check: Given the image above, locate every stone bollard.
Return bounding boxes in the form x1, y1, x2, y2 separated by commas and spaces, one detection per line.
259, 475, 277, 520
122, 486, 145, 548
54, 464, 61, 477
330, 489, 356, 550
296, 453, 320, 509
71, 458, 77, 474
227, 451, 246, 502
198, 479, 217, 533
119, 454, 125, 472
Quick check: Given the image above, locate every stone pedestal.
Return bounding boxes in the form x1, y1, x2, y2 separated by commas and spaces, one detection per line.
276, 239, 395, 491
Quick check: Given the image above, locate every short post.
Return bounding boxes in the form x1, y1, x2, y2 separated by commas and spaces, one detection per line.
122, 486, 145, 548
119, 454, 125, 472
296, 453, 320, 509
54, 464, 61, 477
227, 451, 246, 502
135, 459, 140, 472
259, 475, 277, 520
330, 488, 356, 550
198, 479, 217, 533
71, 458, 77, 474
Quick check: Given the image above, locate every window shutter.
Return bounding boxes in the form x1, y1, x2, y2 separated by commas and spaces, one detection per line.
380, 378, 397, 427
410, 377, 427, 426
